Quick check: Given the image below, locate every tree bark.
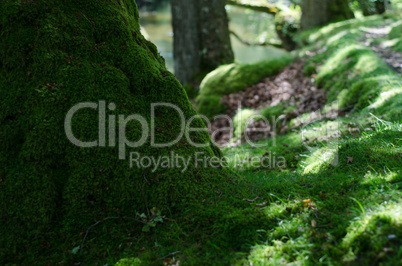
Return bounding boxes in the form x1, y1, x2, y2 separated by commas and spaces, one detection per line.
171, 0, 201, 85
301, 0, 354, 30
171, 0, 234, 85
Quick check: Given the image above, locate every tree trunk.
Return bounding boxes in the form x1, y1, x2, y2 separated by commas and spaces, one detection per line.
171, 0, 234, 85
358, 0, 386, 16
301, 0, 354, 30
0, 0, 235, 261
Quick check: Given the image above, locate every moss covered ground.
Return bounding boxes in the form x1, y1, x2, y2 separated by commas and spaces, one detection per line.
116, 12, 401, 266
196, 55, 293, 119
1, 1, 401, 265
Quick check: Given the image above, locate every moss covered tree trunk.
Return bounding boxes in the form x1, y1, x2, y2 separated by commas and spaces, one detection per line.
171, 0, 234, 85
301, 0, 354, 30
0, 0, 238, 262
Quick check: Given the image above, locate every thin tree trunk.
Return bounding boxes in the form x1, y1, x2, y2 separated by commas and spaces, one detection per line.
171, 0, 201, 85
301, 0, 354, 30
171, 0, 234, 85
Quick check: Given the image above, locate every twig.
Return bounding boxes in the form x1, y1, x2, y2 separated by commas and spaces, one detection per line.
143, 172, 150, 185
160, 251, 181, 260
79, 216, 144, 253
243, 196, 261, 202
139, 182, 151, 217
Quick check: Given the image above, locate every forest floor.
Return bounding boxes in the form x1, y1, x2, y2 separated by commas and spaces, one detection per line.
168, 15, 401, 266
65, 13, 402, 266
216, 14, 402, 265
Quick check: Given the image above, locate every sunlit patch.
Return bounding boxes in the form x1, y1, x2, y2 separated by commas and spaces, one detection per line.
341, 202, 402, 263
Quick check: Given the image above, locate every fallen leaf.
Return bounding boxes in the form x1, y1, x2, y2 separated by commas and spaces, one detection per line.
303, 199, 312, 208
164, 258, 172, 265
71, 246, 80, 254
298, 226, 304, 232
311, 220, 317, 227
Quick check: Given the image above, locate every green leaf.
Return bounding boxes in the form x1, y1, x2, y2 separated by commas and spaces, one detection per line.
150, 207, 160, 217
72, 246, 80, 254
142, 225, 150, 232
154, 217, 163, 223
148, 222, 156, 227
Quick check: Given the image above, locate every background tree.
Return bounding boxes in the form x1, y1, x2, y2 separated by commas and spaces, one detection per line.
358, 0, 387, 16
171, 0, 234, 85
301, 0, 355, 30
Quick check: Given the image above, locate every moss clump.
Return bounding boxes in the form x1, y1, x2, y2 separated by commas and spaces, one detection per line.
303, 63, 317, 75
341, 202, 402, 264
0, 0, 253, 263
116, 257, 142, 265
196, 55, 293, 119
233, 109, 258, 139
274, 7, 300, 51
259, 102, 293, 119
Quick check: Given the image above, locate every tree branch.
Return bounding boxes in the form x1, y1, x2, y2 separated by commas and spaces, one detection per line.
226, 0, 280, 15
230, 30, 282, 48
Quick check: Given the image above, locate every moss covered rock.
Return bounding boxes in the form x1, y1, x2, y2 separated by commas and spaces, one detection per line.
0, 0, 246, 262
196, 56, 293, 119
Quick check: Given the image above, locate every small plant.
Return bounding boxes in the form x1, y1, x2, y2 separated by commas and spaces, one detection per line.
138, 207, 165, 232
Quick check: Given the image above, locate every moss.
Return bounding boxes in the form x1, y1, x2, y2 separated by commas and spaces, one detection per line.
233, 109, 258, 139
116, 257, 142, 265
295, 15, 387, 47
0, 0, 254, 263
389, 21, 402, 39
341, 203, 402, 264
303, 63, 316, 76
388, 21, 402, 51
296, 14, 402, 124
312, 41, 400, 115
259, 102, 291, 119
196, 55, 293, 118
274, 6, 300, 51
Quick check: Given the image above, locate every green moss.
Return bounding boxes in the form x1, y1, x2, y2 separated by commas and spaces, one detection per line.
274, 6, 300, 50
259, 102, 291, 119
310, 39, 401, 120
296, 15, 387, 47
196, 55, 293, 118
389, 21, 402, 51
341, 203, 402, 265
116, 257, 142, 265
233, 109, 258, 139
303, 63, 316, 76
